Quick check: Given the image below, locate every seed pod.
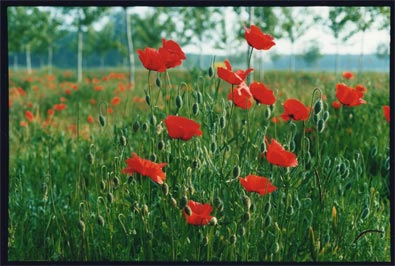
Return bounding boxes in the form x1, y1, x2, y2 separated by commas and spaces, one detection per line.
145, 95, 151, 106
192, 103, 199, 116
230, 234, 237, 245
155, 76, 161, 87
86, 153, 94, 164
219, 116, 226, 129
133, 121, 140, 132
142, 122, 148, 132
97, 215, 105, 227
317, 118, 325, 133
120, 135, 127, 146
184, 206, 192, 216
209, 217, 218, 226
107, 192, 114, 204
233, 166, 241, 178
158, 140, 165, 151
208, 65, 214, 78
323, 111, 329, 121
78, 220, 86, 233
99, 115, 106, 127
161, 183, 169, 196
243, 195, 251, 210
175, 95, 183, 109
314, 99, 323, 115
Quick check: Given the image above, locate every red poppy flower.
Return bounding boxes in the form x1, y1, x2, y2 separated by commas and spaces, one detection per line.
158, 38, 186, 69
332, 100, 342, 109
48, 109, 54, 116
137, 47, 167, 72
122, 152, 167, 184
355, 84, 368, 94
25, 110, 34, 122
264, 138, 298, 167
217, 60, 253, 85
336, 83, 366, 106
183, 200, 214, 226
239, 174, 277, 195
107, 107, 113, 114
383, 105, 390, 123
94, 85, 104, 91
271, 117, 280, 123
20, 121, 28, 127
54, 104, 67, 111
228, 82, 253, 110
342, 71, 354, 79
244, 25, 276, 50
87, 115, 94, 123
249, 81, 276, 105
111, 96, 121, 105
90, 99, 97, 105
164, 115, 202, 141
280, 99, 310, 121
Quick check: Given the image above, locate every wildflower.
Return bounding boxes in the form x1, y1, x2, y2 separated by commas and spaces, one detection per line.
122, 152, 167, 184
280, 99, 310, 121
90, 99, 97, 105
239, 175, 277, 195
20, 121, 28, 127
137, 47, 167, 72
383, 105, 390, 123
342, 71, 354, 80
87, 115, 94, 123
94, 85, 104, 91
60, 97, 66, 103
249, 81, 276, 105
158, 38, 186, 69
183, 200, 214, 226
355, 84, 368, 95
54, 104, 67, 111
111, 96, 121, 106
228, 82, 253, 110
217, 60, 253, 85
332, 100, 342, 109
271, 117, 280, 123
244, 25, 276, 50
25, 110, 34, 122
107, 107, 113, 114
335, 83, 366, 106
263, 138, 298, 167
164, 115, 202, 141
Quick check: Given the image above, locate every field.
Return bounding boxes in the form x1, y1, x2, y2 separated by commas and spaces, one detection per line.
7, 66, 391, 262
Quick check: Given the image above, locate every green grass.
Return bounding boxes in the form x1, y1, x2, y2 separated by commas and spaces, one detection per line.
7, 67, 390, 262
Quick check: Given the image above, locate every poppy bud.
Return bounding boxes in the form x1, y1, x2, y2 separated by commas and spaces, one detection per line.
289, 139, 296, 152
156, 76, 161, 87
203, 236, 209, 246
274, 242, 280, 253
219, 116, 226, 129
142, 122, 148, 132
192, 159, 199, 169
42, 183, 48, 200
107, 192, 114, 204
233, 166, 241, 178
317, 118, 325, 133
184, 205, 192, 216
209, 217, 218, 226
286, 206, 294, 216
176, 95, 183, 109
142, 204, 149, 216
113, 176, 120, 187
99, 115, 106, 127
264, 201, 271, 214
161, 183, 169, 196
360, 206, 369, 220
265, 107, 271, 119
180, 195, 188, 209
370, 146, 377, 157
323, 111, 329, 122
78, 219, 86, 233
145, 95, 151, 106
210, 142, 217, 153
120, 135, 127, 146
133, 121, 140, 132
230, 234, 237, 245
97, 215, 105, 227
314, 99, 323, 115
100, 180, 106, 191
214, 197, 222, 208
239, 226, 246, 236
146, 230, 154, 240
331, 206, 337, 229
197, 91, 203, 104
243, 195, 251, 210
312, 113, 318, 123
264, 215, 271, 227
158, 140, 165, 151
192, 103, 199, 116
208, 65, 214, 78
242, 212, 250, 223
150, 115, 157, 126
150, 153, 157, 162
170, 197, 177, 208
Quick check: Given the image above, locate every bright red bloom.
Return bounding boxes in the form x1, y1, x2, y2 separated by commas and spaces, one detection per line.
217, 60, 253, 85
336, 83, 366, 106
342, 71, 354, 79
137, 47, 167, 72
228, 82, 253, 110
122, 152, 167, 184
20, 121, 28, 127
239, 174, 277, 195
111, 96, 121, 105
183, 200, 214, 226
164, 115, 202, 141
54, 104, 67, 111
271, 117, 280, 123
383, 105, 390, 123
249, 81, 276, 105
158, 38, 186, 69
48, 109, 55, 116
244, 25, 276, 50
107, 107, 113, 114
264, 138, 298, 167
355, 84, 368, 94
280, 99, 310, 121
332, 100, 342, 109
94, 85, 104, 91
87, 115, 94, 123
25, 110, 34, 122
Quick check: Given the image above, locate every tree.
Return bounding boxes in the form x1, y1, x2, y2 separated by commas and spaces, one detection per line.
124, 7, 135, 85
300, 41, 323, 68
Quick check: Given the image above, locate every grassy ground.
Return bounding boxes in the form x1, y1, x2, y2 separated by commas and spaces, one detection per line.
7, 67, 391, 262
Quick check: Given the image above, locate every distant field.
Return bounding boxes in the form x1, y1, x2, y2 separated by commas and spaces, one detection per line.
7, 68, 390, 262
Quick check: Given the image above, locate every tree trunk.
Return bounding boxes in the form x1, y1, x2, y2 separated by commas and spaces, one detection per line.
247, 6, 254, 84
290, 41, 295, 72
124, 7, 135, 86
100, 56, 104, 68
48, 45, 53, 75
78, 28, 83, 82
334, 38, 339, 75
358, 30, 365, 78
26, 44, 32, 74
13, 54, 18, 71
